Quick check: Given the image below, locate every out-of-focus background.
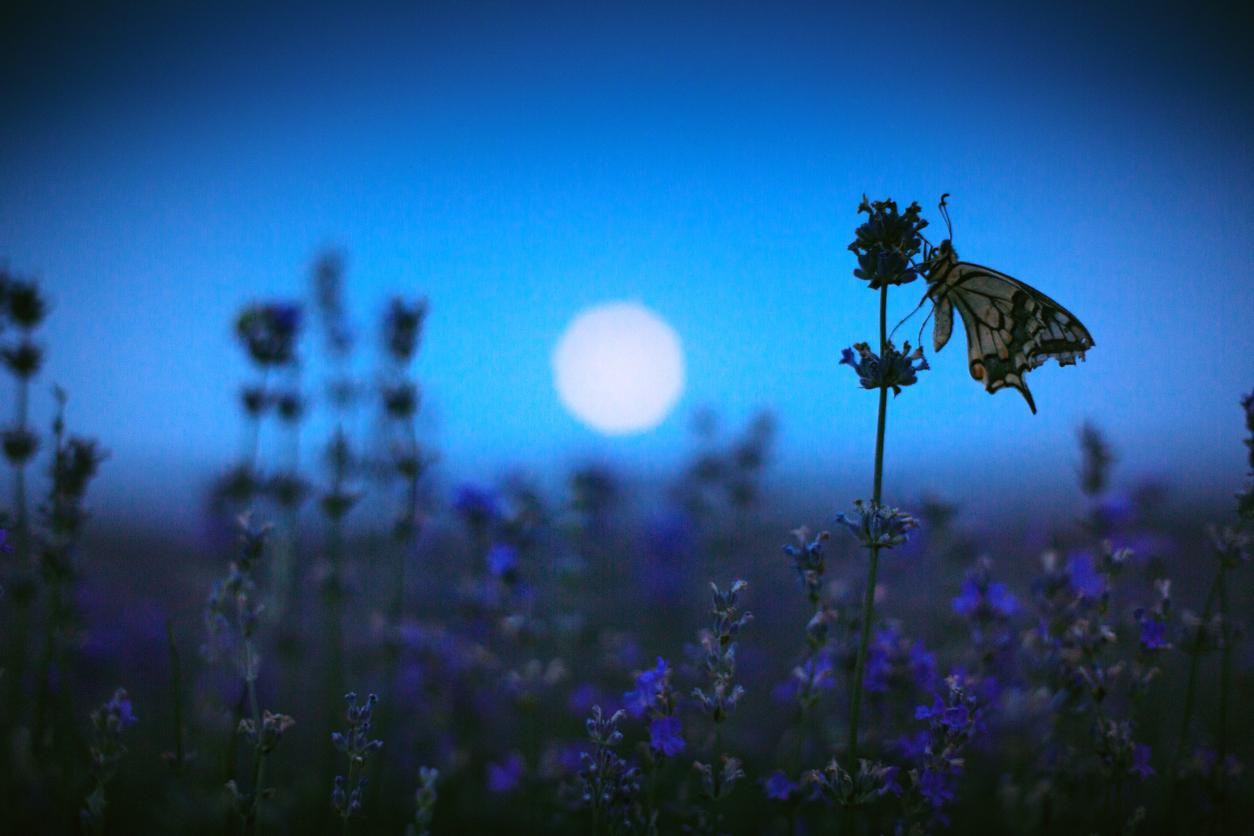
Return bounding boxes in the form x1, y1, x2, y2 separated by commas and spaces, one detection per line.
3, 0, 1252, 529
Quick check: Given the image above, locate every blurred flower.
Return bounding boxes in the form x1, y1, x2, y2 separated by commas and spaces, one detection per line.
235, 302, 302, 367
840, 341, 929, 395
0, 526, 11, 553
453, 484, 499, 529
1066, 551, 1103, 599
623, 657, 669, 719
383, 297, 429, 363
647, 716, 684, 757
3, 277, 47, 328
804, 758, 901, 807
487, 752, 525, 794
763, 770, 799, 801
783, 527, 829, 604
1129, 744, 1154, 780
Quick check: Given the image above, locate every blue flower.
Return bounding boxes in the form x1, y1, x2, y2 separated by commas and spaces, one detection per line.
623, 657, 668, 718
917, 768, 954, 809
840, 341, 929, 395
1130, 744, 1154, 780
486, 752, 525, 794
763, 770, 798, 801
0, 527, 11, 554
1137, 615, 1168, 650
1066, 551, 1104, 598
953, 577, 1019, 619
452, 484, 499, 527
104, 688, 138, 730
647, 715, 684, 757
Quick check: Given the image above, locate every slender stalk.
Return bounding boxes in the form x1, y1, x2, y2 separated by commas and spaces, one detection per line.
847, 281, 891, 761
1165, 567, 1223, 834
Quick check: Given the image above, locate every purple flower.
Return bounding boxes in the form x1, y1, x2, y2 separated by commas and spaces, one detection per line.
486, 752, 525, 793
453, 484, 499, 527
1139, 617, 1168, 650
623, 657, 668, 719
1066, 552, 1103, 598
105, 689, 138, 729
0, 527, 11, 553
954, 576, 1019, 620
647, 715, 684, 757
840, 341, 929, 395
917, 768, 954, 809
1130, 744, 1154, 780
763, 770, 798, 801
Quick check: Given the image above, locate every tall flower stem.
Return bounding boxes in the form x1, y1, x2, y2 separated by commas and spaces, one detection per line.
1168, 571, 1220, 822
847, 281, 890, 761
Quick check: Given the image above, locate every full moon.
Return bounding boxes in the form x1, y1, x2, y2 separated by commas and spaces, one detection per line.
552, 301, 685, 435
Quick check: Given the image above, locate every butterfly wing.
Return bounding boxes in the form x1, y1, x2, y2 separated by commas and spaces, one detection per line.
938, 262, 1094, 413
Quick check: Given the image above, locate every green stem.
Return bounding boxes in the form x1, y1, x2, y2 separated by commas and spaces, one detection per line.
847, 281, 891, 762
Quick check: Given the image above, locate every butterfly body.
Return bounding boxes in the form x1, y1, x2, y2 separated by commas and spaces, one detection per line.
922, 237, 1094, 414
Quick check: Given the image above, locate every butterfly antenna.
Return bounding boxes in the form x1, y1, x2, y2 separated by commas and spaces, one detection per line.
916, 302, 936, 348
889, 291, 931, 342
938, 193, 953, 239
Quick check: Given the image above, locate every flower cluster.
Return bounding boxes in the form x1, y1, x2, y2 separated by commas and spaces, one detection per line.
847, 196, 929, 288
406, 767, 439, 836
899, 675, 983, 825
783, 527, 829, 605
203, 515, 271, 675
235, 302, 303, 367
803, 758, 900, 807
81, 689, 137, 832
835, 499, 919, 550
384, 297, 430, 363
624, 657, 684, 758
331, 692, 385, 824
237, 710, 296, 754
691, 580, 752, 722
840, 341, 929, 395
576, 706, 642, 829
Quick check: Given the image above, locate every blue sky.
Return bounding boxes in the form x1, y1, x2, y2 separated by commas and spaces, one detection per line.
2, 1, 1252, 524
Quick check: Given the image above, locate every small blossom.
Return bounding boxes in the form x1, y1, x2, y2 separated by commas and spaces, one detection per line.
847, 196, 929, 288
1129, 744, 1154, 780
835, 500, 919, 549
487, 752, 525, 794
623, 657, 669, 719
647, 715, 684, 757
840, 341, 929, 395
1136, 614, 1169, 651
764, 770, 799, 801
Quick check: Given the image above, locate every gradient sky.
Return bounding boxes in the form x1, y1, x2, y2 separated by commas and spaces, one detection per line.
2, 0, 1252, 525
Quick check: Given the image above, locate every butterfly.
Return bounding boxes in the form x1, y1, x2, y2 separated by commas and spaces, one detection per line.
917, 195, 1094, 414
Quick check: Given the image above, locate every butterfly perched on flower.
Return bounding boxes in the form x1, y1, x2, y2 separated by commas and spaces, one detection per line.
918, 195, 1094, 413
